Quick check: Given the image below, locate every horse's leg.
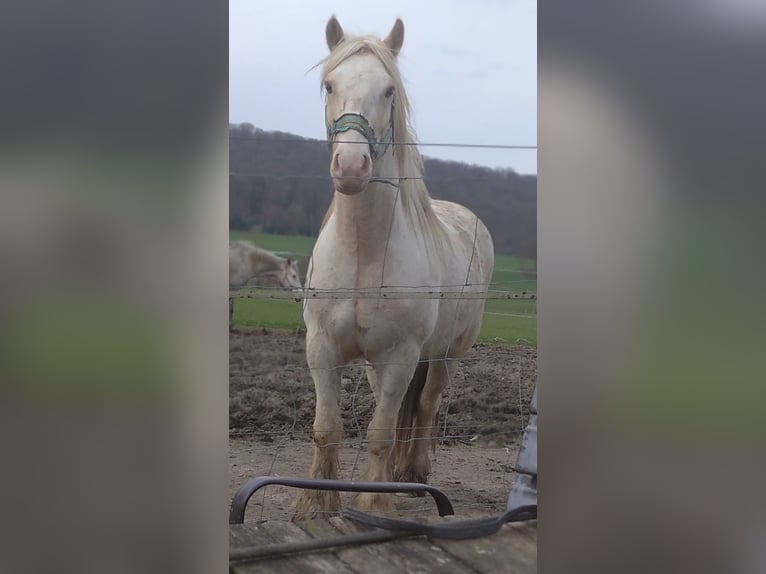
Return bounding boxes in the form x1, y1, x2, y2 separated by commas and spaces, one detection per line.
293, 335, 343, 521
354, 344, 420, 512
365, 364, 381, 403
394, 358, 457, 485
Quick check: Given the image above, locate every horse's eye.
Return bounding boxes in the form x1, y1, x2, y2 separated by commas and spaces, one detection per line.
385, 85, 395, 98
324, 82, 333, 94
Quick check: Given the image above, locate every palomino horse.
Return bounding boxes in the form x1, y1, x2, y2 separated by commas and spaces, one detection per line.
295, 16, 494, 519
228, 241, 302, 327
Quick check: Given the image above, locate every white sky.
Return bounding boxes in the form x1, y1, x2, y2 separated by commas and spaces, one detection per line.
229, 0, 537, 174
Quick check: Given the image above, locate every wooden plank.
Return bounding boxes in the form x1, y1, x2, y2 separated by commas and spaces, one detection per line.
231, 519, 536, 574
301, 519, 399, 574
230, 521, 355, 574
266, 521, 357, 574
301, 518, 423, 574
514, 521, 538, 541
229, 523, 271, 550
331, 518, 479, 574
430, 522, 537, 574
230, 523, 299, 574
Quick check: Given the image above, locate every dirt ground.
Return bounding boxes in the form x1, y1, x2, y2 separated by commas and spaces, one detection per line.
229, 327, 536, 522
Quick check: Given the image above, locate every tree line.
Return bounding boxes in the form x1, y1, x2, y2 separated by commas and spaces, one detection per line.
230, 123, 537, 259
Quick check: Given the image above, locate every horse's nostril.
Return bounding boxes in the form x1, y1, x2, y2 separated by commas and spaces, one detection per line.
362, 155, 370, 172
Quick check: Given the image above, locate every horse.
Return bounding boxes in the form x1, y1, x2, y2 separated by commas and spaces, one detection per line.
295, 16, 495, 519
228, 241, 303, 327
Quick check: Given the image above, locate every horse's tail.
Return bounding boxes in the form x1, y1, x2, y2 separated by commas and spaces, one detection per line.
394, 360, 430, 468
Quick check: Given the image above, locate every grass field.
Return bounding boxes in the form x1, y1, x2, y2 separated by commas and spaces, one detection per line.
231, 230, 537, 346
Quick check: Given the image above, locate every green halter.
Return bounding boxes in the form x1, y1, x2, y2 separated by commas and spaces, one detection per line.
326, 99, 395, 160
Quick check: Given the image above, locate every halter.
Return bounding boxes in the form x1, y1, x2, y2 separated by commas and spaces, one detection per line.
326, 98, 395, 160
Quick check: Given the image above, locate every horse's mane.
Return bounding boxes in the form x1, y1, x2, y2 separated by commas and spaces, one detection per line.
317, 34, 444, 244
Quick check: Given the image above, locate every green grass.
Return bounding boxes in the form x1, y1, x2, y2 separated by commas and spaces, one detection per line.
491, 254, 537, 294
234, 297, 306, 331
231, 230, 537, 346
479, 298, 537, 345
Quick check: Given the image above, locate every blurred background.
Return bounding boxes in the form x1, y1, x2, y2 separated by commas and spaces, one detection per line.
539, 2, 766, 573
1, 1, 228, 572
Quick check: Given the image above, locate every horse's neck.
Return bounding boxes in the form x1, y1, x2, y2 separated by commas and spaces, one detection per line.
249, 248, 284, 277
332, 156, 403, 254
334, 191, 400, 259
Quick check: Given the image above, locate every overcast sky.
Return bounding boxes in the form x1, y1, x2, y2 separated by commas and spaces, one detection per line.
229, 0, 537, 174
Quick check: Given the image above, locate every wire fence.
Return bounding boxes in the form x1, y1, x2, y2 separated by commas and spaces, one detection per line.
231, 286, 536, 301
230, 173, 499, 181
229, 334, 535, 521
229, 135, 537, 522
229, 134, 538, 150
229, 282, 536, 521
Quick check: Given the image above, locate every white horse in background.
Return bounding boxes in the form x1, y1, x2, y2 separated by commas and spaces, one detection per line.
229, 241, 303, 327
295, 16, 494, 519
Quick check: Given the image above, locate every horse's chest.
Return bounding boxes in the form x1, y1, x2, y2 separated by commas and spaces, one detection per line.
358, 298, 438, 353
306, 296, 427, 355
309, 297, 400, 333
306, 232, 435, 351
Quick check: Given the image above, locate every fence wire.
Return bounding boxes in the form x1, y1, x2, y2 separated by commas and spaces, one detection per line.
229, 134, 537, 150
230, 313, 536, 521
229, 136, 536, 522
231, 173, 498, 182
229, 266, 535, 521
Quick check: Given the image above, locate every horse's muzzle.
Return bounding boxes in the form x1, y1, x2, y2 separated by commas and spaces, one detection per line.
331, 146, 371, 194
333, 176, 369, 195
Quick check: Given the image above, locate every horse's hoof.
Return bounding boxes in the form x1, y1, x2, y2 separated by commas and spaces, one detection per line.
293, 489, 341, 522
393, 467, 430, 486
352, 492, 395, 514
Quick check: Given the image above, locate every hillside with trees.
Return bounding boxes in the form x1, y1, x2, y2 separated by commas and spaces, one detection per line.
230, 123, 536, 259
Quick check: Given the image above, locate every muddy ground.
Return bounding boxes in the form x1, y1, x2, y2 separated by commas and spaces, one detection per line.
229, 327, 536, 522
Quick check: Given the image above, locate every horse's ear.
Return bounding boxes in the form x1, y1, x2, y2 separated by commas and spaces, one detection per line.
286, 258, 292, 266
326, 15, 344, 51
384, 18, 404, 56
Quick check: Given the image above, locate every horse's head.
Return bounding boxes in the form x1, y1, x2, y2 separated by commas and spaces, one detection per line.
279, 258, 303, 301
322, 16, 404, 195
